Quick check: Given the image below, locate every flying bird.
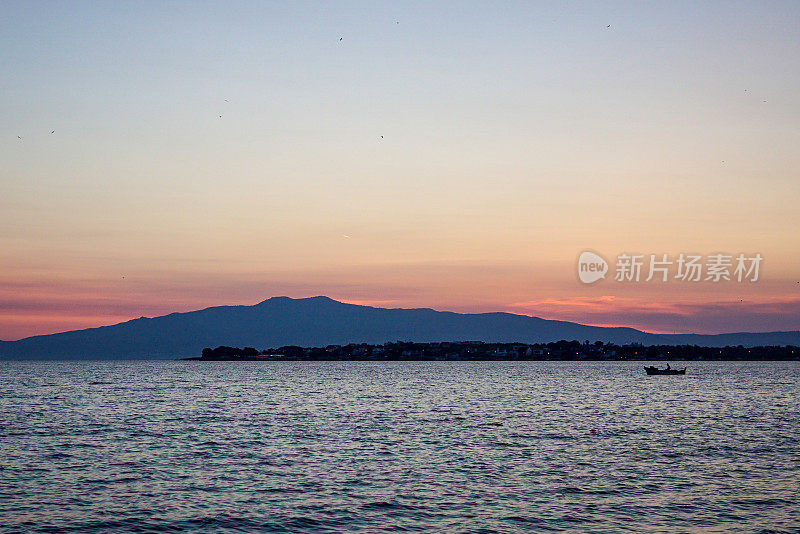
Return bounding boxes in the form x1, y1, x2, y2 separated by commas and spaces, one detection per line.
50, 130, 55, 134
339, 37, 343, 41
17, 136, 22, 139
606, 24, 611, 28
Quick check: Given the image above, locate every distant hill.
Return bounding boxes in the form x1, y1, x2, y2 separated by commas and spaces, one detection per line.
0, 296, 798, 360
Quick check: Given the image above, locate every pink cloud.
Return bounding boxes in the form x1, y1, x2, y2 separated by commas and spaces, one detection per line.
507, 296, 800, 334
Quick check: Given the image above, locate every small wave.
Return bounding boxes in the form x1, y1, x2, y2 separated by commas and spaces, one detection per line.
361, 501, 418, 511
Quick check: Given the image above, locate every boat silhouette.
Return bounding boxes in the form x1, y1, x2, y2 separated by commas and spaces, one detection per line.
644, 365, 686, 375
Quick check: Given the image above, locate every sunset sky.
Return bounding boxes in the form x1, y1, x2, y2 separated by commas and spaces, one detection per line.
2, 1, 799, 340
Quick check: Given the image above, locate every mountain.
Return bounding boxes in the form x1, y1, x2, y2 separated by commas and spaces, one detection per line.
651, 331, 800, 347
0, 296, 798, 360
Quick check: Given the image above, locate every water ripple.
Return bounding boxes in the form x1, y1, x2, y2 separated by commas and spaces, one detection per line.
0, 360, 798, 533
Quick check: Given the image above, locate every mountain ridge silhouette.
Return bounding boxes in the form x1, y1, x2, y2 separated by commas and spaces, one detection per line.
1, 296, 798, 359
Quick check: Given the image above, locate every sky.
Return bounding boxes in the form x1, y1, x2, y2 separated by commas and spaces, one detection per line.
2, 1, 799, 340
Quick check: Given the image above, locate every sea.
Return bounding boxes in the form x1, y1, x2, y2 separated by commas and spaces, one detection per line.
0, 360, 798, 534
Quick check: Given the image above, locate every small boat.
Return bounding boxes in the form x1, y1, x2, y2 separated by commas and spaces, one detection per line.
644, 365, 686, 375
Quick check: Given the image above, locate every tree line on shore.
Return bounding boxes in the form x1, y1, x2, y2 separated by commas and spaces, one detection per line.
193, 341, 799, 361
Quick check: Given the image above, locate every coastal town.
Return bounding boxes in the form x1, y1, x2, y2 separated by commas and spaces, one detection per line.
190, 341, 799, 361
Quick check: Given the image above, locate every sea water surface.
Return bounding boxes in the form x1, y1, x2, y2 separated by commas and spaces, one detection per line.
0, 361, 798, 533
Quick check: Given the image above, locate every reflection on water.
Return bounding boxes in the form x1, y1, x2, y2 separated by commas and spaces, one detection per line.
1, 361, 798, 533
